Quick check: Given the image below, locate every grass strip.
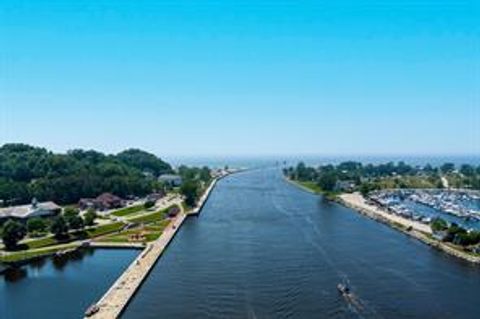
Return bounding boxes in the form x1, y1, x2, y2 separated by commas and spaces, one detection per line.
111, 204, 145, 217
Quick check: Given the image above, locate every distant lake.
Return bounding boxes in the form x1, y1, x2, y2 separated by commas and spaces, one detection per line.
167, 155, 480, 169
0, 248, 138, 319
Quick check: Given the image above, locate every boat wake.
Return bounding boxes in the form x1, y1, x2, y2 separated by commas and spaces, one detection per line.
272, 177, 384, 319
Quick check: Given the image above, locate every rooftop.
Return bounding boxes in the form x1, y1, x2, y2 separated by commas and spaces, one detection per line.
0, 201, 61, 219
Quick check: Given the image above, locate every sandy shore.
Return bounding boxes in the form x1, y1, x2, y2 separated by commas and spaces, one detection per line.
339, 193, 431, 234
338, 192, 480, 264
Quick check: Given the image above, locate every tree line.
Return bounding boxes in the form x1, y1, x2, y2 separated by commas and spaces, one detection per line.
284, 161, 480, 194
0, 144, 173, 205
431, 217, 480, 247
1, 207, 97, 250
178, 166, 212, 207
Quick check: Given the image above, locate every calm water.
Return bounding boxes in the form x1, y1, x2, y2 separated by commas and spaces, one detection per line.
123, 168, 480, 319
0, 248, 138, 319
167, 155, 480, 169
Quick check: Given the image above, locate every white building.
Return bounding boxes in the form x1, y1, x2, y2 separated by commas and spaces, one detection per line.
158, 174, 183, 187
0, 199, 61, 220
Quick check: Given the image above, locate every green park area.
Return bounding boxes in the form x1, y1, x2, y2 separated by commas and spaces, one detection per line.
0, 205, 180, 263
110, 204, 146, 217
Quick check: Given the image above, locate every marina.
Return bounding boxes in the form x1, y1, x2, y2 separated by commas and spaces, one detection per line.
370, 189, 480, 230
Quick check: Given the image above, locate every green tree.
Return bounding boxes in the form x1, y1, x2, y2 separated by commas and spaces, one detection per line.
318, 172, 337, 192
50, 216, 69, 238
460, 164, 475, 177
360, 183, 377, 197
199, 166, 211, 182
116, 149, 172, 176
180, 180, 199, 207
63, 206, 79, 218
27, 217, 47, 234
144, 201, 155, 209
431, 218, 448, 232
67, 215, 84, 230
440, 163, 455, 174
0, 143, 173, 205
1, 219, 27, 250
84, 209, 97, 226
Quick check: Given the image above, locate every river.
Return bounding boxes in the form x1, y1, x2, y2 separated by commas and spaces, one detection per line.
123, 168, 480, 319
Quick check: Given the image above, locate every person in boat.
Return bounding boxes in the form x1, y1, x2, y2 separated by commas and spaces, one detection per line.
337, 283, 350, 295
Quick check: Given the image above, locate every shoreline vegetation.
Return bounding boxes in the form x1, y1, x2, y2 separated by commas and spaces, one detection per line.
0, 143, 232, 265
338, 193, 480, 264
285, 161, 480, 264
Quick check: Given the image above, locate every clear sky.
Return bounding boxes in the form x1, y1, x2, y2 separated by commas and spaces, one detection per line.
1, 0, 479, 157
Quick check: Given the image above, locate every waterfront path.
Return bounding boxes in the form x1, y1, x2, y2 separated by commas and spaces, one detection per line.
87, 210, 187, 319
339, 192, 431, 234
86, 174, 228, 318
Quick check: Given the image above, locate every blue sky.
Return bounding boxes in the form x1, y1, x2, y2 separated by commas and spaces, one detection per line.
1, 0, 479, 157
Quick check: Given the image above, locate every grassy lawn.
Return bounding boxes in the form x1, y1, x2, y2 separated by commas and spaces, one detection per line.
0, 243, 79, 263
25, 236, 58, 249
85, 222, 125, 237
110, 204, 145, 217
97, 214, 171, 244
144, 219, 171, 231
297, 181, 324, 194
128, 205, 175, 224
181, 201, 190, 210
1, 207, 176, 262
1, 221, 126, 254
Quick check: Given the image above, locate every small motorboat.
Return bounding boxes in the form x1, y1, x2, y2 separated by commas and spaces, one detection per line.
337, 283, 350, 295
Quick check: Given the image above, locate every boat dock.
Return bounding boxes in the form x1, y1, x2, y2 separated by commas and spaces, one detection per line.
86, 212, 187, 319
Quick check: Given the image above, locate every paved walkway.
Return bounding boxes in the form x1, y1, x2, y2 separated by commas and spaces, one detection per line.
87, 210, 186, 319
86, 173, 232, 318
340, 192, 432, 234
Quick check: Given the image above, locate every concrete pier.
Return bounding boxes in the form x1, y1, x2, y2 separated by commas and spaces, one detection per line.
86, 171, 237, 318
189, 178, 218, 216
190, 170, 235, 216
86, 212, 187, 319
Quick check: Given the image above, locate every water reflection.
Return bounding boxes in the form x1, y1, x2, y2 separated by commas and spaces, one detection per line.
29, 257, 47, 270
0, 248, 138, 319
3, 268, 27, 283
2, 248, 95, 281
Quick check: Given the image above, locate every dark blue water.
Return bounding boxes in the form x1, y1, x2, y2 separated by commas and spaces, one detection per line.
0, 248, 138, 319
123, 168, 480, 319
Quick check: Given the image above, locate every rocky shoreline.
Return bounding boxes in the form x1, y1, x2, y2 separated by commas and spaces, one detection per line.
338, 195, 480, 264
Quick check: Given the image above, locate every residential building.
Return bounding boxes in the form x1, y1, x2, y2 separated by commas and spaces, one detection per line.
79, 193, 125, 211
